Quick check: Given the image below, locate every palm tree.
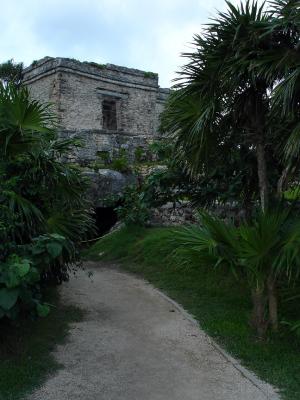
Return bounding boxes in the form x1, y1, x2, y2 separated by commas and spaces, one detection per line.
162, 0, 300, 336
173, 209, 300, 338
0, 83, 55, 158
162, 0, 299, 209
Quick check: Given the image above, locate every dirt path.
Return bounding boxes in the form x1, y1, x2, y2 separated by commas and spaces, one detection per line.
29, 262, 280, 400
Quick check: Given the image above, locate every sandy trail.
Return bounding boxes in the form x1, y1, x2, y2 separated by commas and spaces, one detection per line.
29, 262, 279, 400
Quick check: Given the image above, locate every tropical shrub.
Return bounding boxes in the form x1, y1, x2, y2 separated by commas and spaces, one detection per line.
134, 146, 145, 163
115, 185, 150, 226
173, 208, 300, 338
140, 138, 256, 213
0, 234, 70, 320
149, 139, 173, 162
0, 82, 93, 320
111, 148, 131, 173
0, 254, 42, 319
96, 150, 110, 165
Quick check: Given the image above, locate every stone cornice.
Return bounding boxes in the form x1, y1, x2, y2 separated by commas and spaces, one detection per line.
23, 57, 165, 93
59, 129, 154, 137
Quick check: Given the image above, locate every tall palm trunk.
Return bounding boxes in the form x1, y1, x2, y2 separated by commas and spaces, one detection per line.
267, 274, 278, 332
256, 141, 268, 212
251, 286, 268, 340
256, 141, 279, 332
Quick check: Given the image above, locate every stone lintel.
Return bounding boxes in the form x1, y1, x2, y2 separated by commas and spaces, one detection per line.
96, 88, 129, 99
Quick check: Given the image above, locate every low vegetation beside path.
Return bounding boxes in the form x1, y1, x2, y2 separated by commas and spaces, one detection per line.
85, 225, 300, 400
0, 288, 83, 400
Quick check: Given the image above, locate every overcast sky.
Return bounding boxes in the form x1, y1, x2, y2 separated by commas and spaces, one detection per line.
2, 0, 239, 87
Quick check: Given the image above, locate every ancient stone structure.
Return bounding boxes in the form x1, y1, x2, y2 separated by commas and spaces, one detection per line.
151, 201, 197, 226
85, 169, 133, 207
23, 57, 169, 164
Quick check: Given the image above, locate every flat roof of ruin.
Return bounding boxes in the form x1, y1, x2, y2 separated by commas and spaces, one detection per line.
23, 57, 170, 92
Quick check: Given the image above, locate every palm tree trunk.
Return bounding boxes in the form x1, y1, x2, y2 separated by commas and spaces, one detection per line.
251, 287, 268, 340
267, 274, 278, 332
277, 165, 290, 196
256, 142, 268, 212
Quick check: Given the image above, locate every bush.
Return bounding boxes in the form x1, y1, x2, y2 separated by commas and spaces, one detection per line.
0, 83, 93, 320
111, 157, 131, 173
96, 150, 110, 164
143, 71, 157, 79
172, 209, 300, 339
111, 148, 131, 173
134, 146, 145, 163
116, 185, 150, 226
149, 139, 173, 162
0, 233, 71, 320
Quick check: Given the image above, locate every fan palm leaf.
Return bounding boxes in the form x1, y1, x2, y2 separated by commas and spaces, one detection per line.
0, 83, 56, 158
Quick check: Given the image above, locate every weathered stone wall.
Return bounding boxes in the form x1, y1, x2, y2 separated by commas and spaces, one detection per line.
85, 169, 134, 207
23, 57, 169, 163
150, 202, 244, 227
150, 202, 197, 226
60, 130, 152, 163
24, 72, 61, 117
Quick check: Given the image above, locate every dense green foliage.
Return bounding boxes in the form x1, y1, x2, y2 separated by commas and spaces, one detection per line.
85, 226, 300, 399
2, 0, 299, 395
161, 0, 300, 212
114, 185, 151, 226
158, 0, 300, 338
172, 209, 300, 337
113, 136, 259, 225
0, 60, 23, 86
0, 83, 93, 320
106, 139, 198, 226
90, 148, 131, 173
111, 148, 131, 173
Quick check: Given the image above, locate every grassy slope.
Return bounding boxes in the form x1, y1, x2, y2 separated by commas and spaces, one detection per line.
85, 226, 300, 400
0, 287, 83, 400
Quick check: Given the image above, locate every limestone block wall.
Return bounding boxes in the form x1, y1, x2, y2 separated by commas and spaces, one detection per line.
23, 57, 170, 163
23, 72, 61, 118
150, 202, 197, 226
150, 202, 245, 227
155, 88, 169, 132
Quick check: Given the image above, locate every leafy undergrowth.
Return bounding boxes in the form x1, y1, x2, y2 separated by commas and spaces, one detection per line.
85, 225, 300, 400
0, 287, 84, 400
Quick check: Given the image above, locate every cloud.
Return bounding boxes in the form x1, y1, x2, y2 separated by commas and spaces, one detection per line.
0, 0, 247, 87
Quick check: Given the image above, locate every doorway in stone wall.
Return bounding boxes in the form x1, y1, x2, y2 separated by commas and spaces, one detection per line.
102, 99, 117, 130
94, 206, 118, 236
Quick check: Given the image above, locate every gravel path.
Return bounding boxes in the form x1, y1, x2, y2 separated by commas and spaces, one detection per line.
29, 262, 280, 400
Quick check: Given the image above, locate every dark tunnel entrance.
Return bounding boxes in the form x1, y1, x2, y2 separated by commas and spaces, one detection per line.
94, 206, 119, 236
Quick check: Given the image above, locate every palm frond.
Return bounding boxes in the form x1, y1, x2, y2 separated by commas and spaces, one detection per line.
0, 83, 57, 158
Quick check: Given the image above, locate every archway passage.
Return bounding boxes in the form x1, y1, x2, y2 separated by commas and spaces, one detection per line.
94, 207, 118, 236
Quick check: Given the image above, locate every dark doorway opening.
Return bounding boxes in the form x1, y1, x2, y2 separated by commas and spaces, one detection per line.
94, 207, 118, 236
102, 99, 117, 130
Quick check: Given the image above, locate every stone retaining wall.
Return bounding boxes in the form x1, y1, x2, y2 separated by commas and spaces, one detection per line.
150, 202, 197, 226
150, 202, 243, 226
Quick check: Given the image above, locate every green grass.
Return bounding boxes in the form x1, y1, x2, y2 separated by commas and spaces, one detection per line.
85, 225, 300, 400
0, 287, 84, 400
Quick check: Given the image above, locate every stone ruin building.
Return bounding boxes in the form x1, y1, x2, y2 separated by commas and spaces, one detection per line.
23, 57, 169, 164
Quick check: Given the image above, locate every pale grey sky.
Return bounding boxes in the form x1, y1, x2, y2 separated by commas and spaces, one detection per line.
1, 0, 242, 87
